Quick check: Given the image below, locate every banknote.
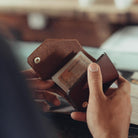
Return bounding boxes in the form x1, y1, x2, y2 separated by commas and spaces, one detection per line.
52, 51, 92, 93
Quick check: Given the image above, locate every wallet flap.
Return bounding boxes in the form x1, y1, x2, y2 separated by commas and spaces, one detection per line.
28, 39, 87, 79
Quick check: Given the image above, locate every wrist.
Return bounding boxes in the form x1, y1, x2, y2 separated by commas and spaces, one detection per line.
93, 129, 128, 138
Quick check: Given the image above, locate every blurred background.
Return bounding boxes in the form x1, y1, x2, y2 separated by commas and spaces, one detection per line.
0, 0, 137, 46
0, 0, 138, 70
1, 0, 138, 137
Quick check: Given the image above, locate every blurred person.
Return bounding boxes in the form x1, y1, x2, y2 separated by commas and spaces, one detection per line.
71, 63, 132, 138
0, 36, 58, 138
0, 25, 61, 112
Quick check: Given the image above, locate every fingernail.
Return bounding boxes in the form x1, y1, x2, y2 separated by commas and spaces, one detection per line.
89, 63, 98, 72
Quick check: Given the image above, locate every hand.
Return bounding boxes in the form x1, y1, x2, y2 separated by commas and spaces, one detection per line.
71, 63, 132, 138
22, 69, 60, 112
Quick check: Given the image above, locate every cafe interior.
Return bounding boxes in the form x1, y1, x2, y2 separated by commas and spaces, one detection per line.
0, 0, 138, 137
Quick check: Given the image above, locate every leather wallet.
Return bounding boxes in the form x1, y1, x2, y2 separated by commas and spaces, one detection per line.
28, 39, 119, 111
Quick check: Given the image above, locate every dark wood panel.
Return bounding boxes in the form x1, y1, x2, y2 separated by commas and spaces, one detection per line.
0, 13, 123, 47
22, 17, 111, 47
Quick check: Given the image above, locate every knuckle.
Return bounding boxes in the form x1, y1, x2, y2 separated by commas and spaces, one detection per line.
91, 78, 99, 85
122, 80, 131, 93
123, 78, 130, 86
90, 74, 101, 84
125, 79, 130, 87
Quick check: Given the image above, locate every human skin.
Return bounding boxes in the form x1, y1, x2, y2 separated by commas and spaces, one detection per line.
22, 69, 60, 112
71, 63, 132, 138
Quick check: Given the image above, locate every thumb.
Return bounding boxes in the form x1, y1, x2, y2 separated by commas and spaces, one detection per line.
87, 63, 105, 100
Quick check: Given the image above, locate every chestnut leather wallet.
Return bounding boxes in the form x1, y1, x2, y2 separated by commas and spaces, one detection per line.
28, 39, 119, 111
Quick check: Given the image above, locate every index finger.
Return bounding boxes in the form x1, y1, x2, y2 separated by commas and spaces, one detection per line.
117, 75, 130, 94
22, 69, 39, 78
27, 79, 54, 90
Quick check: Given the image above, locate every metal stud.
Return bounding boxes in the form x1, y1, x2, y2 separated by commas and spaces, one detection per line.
82, 101, 88, 108
34, 57, 41, 64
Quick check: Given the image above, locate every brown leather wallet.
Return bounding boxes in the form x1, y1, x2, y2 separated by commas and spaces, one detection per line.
28, 39, 119, 111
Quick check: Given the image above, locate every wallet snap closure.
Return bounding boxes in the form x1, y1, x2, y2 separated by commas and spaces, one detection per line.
34, 57, 41, 64
82, 101, 88, 108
